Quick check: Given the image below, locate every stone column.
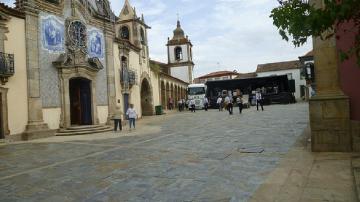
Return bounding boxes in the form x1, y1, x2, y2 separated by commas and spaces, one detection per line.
309, 0, 351, 152
104, 27, 116, 125
22, 7, 53, 140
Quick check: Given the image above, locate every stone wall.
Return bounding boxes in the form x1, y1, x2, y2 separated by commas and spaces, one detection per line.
352, 121, 360, 152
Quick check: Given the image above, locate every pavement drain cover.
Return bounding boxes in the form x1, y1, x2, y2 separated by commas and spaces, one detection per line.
238, 147, 264, 153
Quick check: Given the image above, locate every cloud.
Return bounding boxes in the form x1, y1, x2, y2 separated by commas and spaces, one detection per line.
2, 0, 15, 7
3, 0, 311, 78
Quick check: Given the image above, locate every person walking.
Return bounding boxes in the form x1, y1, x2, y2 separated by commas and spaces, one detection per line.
126, 104, 138, 130
204, 97, 209, 111
225, 95, 233, 115
256, 90, 264, 111
168, 97, 173, 110
189, 99, 196, 112
182, 98, 186, 110
113, 105, 122, 132
236, 96, 243, 114
216, 96, 222, 111
178, 99, 183, 111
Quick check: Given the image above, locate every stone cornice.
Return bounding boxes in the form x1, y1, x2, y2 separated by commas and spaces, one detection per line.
0, 3, 25, 19
168, 61, 195, 67
160, 72, 189, 85
33, 0, 64, 16
114, 37, 141, 52
116, 18, 151, 29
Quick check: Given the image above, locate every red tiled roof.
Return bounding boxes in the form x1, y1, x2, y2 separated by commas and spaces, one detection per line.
256, 60, 301, 73
197, 71, 240, 79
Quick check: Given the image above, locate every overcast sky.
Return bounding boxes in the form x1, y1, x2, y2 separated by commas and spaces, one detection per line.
3, 0, 312, 77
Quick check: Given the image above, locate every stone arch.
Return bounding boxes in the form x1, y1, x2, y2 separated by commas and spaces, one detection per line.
166, 82, 170, 110
174, 85, 177, 107
161, 80, 166, 109
170, 83, 174, 109
178, 86, 181, 99
120, 25, 130, 40
140, 73, 154, 116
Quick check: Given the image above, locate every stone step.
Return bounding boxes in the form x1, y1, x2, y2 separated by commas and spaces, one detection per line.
0, 139, 5, 145
56, 125, 113, 136
66, 125, 104, 130
58, 125, 110, 133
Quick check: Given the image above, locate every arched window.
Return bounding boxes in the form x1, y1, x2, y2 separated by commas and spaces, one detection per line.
120, 26, 130, 40
140, 28, 146, 45
175, 47, 183, 60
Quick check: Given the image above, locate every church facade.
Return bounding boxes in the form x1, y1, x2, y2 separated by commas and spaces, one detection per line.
0, 0, 193, 140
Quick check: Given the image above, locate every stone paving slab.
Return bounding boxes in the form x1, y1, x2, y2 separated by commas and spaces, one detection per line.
0, 103, 310, 201
0, 143, 115, 179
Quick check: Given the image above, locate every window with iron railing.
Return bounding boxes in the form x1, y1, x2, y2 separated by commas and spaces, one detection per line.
0, 52, 14, 76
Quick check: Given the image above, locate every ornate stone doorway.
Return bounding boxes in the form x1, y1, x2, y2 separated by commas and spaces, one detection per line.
141, 78, 153, 116
69, 78, 92, 125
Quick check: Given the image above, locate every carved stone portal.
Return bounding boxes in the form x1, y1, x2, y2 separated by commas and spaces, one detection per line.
53, 18, 104, 128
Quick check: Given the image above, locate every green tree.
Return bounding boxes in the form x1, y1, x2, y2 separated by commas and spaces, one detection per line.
270, 0, 360, 65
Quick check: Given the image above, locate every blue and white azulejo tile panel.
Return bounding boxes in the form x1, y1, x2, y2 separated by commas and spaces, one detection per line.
87, 28, 105, 59
41, 15, 65, 53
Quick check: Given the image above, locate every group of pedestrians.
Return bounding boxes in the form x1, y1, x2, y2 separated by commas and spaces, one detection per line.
214, 90, 264, 115
111, 90, 265, 132
112, 103, 138, 132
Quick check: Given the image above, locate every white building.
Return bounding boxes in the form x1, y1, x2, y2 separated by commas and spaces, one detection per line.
256, 60, 306, 100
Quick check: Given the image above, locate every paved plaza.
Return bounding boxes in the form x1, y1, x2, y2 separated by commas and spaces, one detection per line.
0, 103, 352, 201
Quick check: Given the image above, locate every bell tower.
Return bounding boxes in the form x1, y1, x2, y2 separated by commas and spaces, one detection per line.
166, 20, 194, 83
116, 0, 150, 51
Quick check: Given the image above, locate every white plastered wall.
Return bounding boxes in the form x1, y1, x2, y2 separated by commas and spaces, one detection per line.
42, 108, 60, 129
97, 106, 108, 124
170, 66, 189, 83
113, 43, 160, 118
3, 17, 28, 135
150, 70, 160, 107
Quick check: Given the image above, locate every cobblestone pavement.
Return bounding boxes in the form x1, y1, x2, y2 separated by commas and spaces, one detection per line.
0, 103, 309, 202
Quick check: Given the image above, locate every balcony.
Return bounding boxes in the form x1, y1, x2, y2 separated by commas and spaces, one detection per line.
120, 68, 137, 87
0, 52, 14, 84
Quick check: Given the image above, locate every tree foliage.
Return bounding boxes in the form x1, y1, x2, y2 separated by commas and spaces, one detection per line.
270, 0, 360, 65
